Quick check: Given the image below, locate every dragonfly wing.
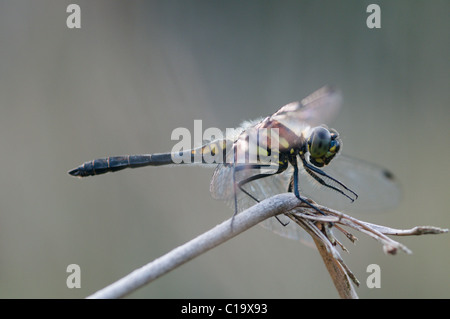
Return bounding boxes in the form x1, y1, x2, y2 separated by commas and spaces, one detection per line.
210, 164, 235, 202
296, 154, 401, 214
210, 163, 285, 210
253, 154, 401, 240
271, 86, 343, 128
210, 163, 313, 241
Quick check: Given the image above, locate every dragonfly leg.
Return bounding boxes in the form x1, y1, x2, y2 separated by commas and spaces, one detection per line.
291, 157, 327, 216
233, 162, 287, 202
234, 163, 289, 227
299, 156, 358, 201
232, 162, 238, 219
237, 169, 282, 201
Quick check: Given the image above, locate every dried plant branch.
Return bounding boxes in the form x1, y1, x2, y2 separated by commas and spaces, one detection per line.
287, 214, 359, 299
87, 193, 301, 299
86, 193, 448, 299
284, 199, 447, 298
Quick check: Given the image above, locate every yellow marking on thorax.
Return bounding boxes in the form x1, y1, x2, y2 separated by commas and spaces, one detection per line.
279, 137, 290, 149
257, 146, 269, 157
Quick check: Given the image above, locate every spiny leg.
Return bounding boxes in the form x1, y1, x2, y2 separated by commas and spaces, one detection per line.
299, 156, 358, 201
235, 163, 285, 201
233, 162, 289, 226
232, 161, 238, 220
290, 156, 327, 216
304, 166, 355, 202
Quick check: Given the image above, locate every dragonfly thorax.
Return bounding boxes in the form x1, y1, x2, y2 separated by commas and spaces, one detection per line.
307, 126, 341, 167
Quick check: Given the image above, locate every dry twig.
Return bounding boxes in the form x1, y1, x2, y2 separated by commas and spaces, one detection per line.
87, 193, 448, 299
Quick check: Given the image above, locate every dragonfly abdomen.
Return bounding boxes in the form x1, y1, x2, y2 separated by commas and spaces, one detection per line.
68, 141, 228, 177
68, 153, 173, 177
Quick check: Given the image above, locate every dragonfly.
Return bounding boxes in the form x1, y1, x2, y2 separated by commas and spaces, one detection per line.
69, 86, 400, 241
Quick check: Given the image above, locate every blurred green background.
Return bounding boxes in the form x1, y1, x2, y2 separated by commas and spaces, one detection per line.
0, 0, 448, 298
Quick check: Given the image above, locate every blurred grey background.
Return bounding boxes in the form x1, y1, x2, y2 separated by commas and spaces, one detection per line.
0, 0, 448, 298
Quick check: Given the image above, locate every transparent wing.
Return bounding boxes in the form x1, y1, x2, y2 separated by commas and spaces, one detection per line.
210, 154, 401, 241
295, 154, 401, 214
270, 86, 343, 128
210, 162, 313, 242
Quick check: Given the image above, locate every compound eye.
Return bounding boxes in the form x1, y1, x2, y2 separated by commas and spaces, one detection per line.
329, 139, 340, 154
308, 127, 331, 159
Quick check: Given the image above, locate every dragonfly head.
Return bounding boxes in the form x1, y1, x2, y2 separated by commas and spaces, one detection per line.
307, 126, 341, 167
